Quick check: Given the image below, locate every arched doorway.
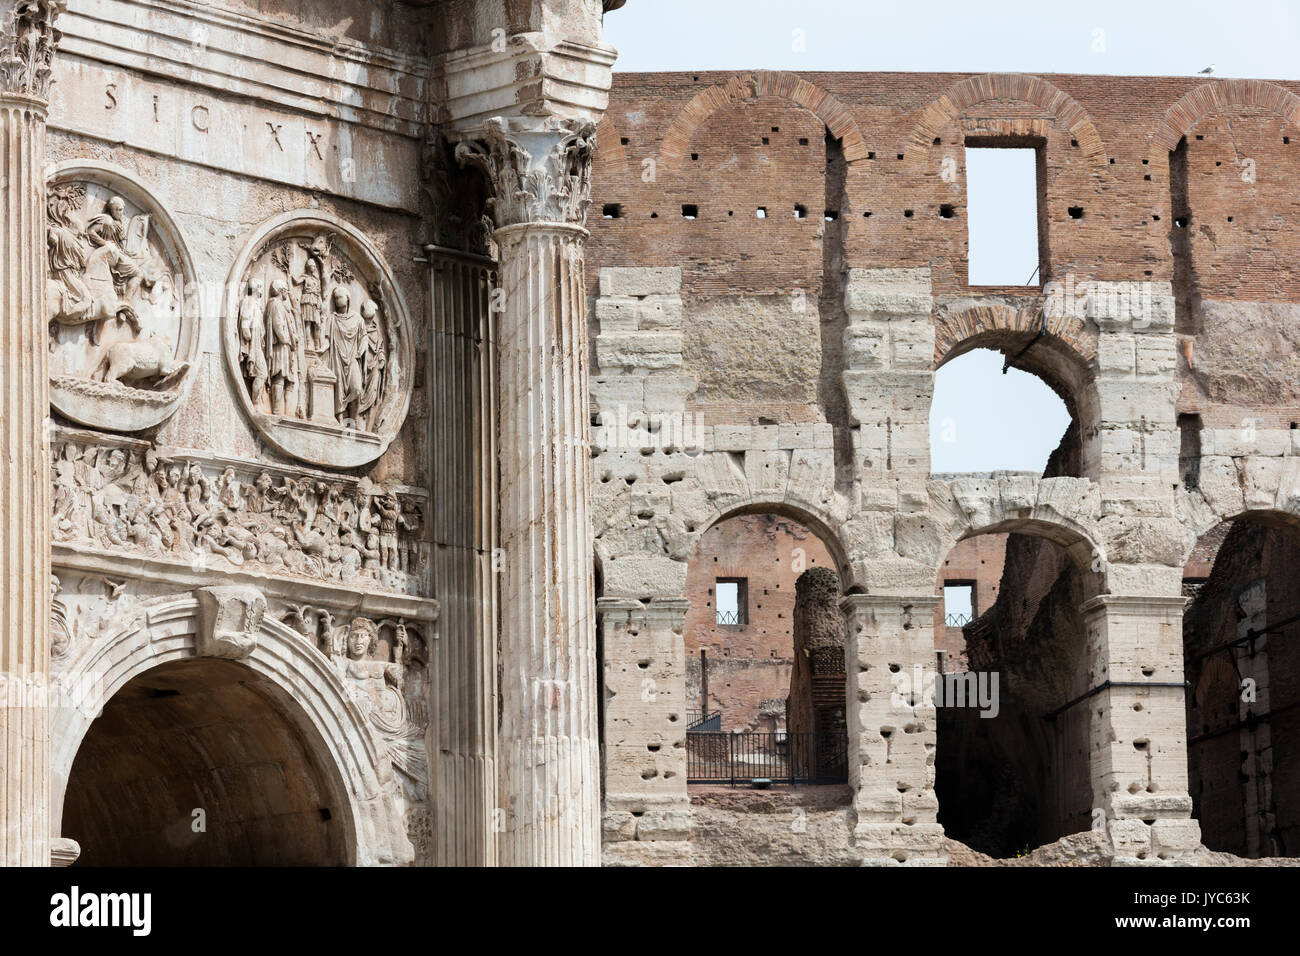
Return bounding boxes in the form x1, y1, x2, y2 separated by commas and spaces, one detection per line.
62, 658, 350, 866
682, 511, 847, 786
51, 590, 413, 867
933, 529, 1097, 857
1185, 513, 1300, 858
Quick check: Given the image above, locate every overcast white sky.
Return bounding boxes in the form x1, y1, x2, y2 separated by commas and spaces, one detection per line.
603, 1, 1293, 473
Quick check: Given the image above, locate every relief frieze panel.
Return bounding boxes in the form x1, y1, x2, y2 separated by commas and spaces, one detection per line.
51, 432, 428, 595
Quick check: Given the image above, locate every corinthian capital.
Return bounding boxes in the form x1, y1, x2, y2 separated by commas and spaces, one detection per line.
0, 0, 64, 100
454, 117, 597, 230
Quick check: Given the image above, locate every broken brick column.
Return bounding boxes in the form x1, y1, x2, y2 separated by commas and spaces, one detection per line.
842, 593, 945, 865
0, 0, 63, 868
1081, 594, 1200, 861
457, 118, 601, 866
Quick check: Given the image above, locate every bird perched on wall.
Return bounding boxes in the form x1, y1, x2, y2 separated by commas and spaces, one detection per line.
1199, 64, 1215, 75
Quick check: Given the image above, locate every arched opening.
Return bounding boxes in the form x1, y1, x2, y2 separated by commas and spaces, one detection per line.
683, 511, 847, 788
62, 658, 351, 866
1184, 514, 1300, 858
934, 527, 1100, 857
930, 346, 1073, 476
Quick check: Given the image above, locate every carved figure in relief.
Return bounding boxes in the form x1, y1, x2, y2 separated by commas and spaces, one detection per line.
266, 279, 298, 416
326, 288, 366, 427
53, 437, 425, 592
238, 278, 268, 403
234, 227, 401, 441
91, 333, 188, 388
291, 256, 324, 353
45, 183, 184, 398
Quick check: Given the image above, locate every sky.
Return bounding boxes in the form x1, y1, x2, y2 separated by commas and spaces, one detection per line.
602, 0, 1261, 472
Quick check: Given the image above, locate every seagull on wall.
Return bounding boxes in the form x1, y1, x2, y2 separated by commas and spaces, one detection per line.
1199, 64, 1216, 75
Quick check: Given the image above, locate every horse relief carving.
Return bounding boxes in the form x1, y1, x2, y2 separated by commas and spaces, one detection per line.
46, 165, 200, 432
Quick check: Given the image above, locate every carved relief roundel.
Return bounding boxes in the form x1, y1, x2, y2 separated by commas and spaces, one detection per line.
45, 162, 201, 432
224, 212, 414, 469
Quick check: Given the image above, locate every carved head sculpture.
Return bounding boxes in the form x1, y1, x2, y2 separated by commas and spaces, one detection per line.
348, 617, 378, 660
332, 287, 350, 314
269, 278, 288, 300
246, 276, 263, 299
105, 195, 125, 223
361, 299, 378, 324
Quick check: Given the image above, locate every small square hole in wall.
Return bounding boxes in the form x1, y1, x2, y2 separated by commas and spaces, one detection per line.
762, 136, 770, 145
794, 204, 808, 218
903, 209, 914, 218
824, 209, 840, 221
1068, 206, 1084, 219
771, 126, 780, 133
620, 137, 629, 146
799, 137, 809, 146
681, 204, 698, 219
1286, 136, 1292, 144
691, 152, 699, 161
602, 203, 622, 219
756, 207, 767, 218
939, 203, 955, 219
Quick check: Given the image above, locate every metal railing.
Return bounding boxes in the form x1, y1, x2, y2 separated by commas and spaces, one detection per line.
686, 731, 848, 785
945, 612, 971, 627
715, 609, 743, 625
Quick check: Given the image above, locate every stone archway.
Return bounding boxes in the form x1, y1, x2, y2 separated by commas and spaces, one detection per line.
51, 588, 411, 866
62, 657, 351, 866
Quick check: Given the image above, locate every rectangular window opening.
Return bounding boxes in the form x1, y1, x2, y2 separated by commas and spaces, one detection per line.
965, 145, 1043, 286
943, 583, 974, 628
715, 578, 748, 626
681, 204, 698, 219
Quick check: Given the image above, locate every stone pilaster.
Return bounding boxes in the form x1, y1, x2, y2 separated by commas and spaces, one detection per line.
842, 593, 947, 865
0, 0, 63, 868
428, 246, 499, 866
599, 597, 691, 865
1080, 594, 1201, 862
457, 117, 601, 865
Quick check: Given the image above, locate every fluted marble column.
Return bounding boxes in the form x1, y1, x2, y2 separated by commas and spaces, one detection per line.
428, 246, 500, 866
457, 118, 600, 865
0, 0, 63, 867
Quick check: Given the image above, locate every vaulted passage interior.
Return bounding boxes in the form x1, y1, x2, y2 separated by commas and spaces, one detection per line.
61, 659, 350, 866
1185, 516, 1300, 858
935, 532, 1095, 857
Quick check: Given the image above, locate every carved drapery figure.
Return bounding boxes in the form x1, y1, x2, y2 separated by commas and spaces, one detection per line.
51, 436, 428, 593
326, 288, 366, 426
237, 278, 268, 403
266, 279, 298, 416
232, 226, 400, 439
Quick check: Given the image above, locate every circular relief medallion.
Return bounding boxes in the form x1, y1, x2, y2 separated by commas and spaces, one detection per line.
224, 212, 414, 469
45, 162, 201, 431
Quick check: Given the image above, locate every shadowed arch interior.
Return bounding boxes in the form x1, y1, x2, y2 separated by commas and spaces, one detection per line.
62, 658, 350, 866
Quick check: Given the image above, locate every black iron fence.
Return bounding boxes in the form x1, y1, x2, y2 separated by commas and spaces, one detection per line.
686, 731, 848, 785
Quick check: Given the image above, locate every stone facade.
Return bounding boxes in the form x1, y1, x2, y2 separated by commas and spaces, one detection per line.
5, 0, 1300, 867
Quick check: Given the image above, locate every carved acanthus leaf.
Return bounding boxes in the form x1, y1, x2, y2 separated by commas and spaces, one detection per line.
0, 0, 64, 100
454, 117, 598, 229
